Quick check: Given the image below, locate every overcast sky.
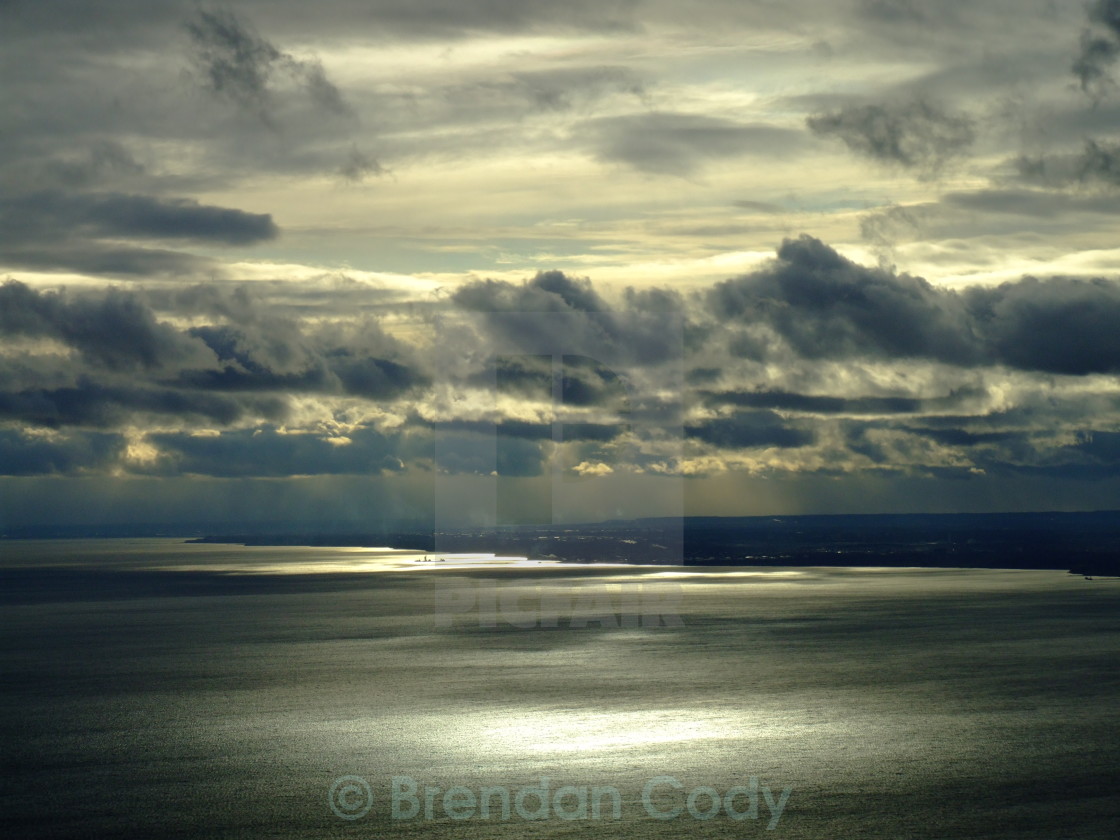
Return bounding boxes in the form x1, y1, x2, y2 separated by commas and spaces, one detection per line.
5, 0, 1120, 528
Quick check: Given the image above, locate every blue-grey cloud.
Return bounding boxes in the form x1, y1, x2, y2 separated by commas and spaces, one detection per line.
0, 383, 285, 429
0, 280, 210, 371
185, 8, 352, 125
144, 425, 404, 477
0, 429, 125, 476
452, 270, 684, 367
1, 191, 277, 245
0, 190, 276, 278
685, 410, 814, 449
1015, 139, 1120, 189
1073, 0, 1120, 94
582, 112, 806, 176
707, 234, 1120, 376
708, 235, 980, 365
807, 99, 975, 175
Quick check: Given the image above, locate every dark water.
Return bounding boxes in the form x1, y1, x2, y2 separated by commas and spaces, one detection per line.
2, 539, 1118, 838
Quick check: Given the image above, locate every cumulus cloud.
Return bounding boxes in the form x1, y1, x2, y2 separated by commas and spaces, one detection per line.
452, 269, 683, 367
705, 234, 1120, 376
0, 279, 426, 450
0, 280, 211, 371
707, 235, 980, 365
174, 319, 429, 402
7, 236, 1120, 484
806, 99, 975, 176
965, 275, 1120, 375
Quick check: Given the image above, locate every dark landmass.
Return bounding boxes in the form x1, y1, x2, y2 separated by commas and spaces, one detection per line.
172, 511, 1120, 578
185, 532, 435, 550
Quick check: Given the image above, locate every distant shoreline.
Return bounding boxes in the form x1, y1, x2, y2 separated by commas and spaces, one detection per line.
5, 511, 1119, 577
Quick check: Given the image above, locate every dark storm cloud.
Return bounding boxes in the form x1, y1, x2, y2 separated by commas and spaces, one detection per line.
907, 426, 1022, 447
0, 190, 275, 278
455, 269, 609, 312
0, 280, 209, 371
0, 191, 277, 245
436, 418, 623, 442
0, 429, 125, 476
582, 112, 805, 176
185, 8, 351, 125
466, 353, 632, 410
939, 427, 1120, 480
329, 351, 428, 399
706, 235, 1120, 376
702, 389, 926, 415
179, 323, 429, 399
0, 384, 284, 429
708, 235, 979, 365
1073, 0, 1120, 93
0, 279, 429, 449
806, 99, 975, 175
0, 243, 210, 279
145, 425, 403, 477
452, 270, 683, 367
964, 276, 1120, 375
685, 410, 814, 449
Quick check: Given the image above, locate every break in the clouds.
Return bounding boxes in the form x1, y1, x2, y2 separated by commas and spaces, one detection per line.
4, 0, 1120, 520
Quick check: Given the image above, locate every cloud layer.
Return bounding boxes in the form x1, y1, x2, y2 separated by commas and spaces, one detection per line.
5, 1, 1120, 519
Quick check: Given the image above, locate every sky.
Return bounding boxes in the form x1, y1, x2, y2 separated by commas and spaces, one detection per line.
5, 0, 1120, 529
